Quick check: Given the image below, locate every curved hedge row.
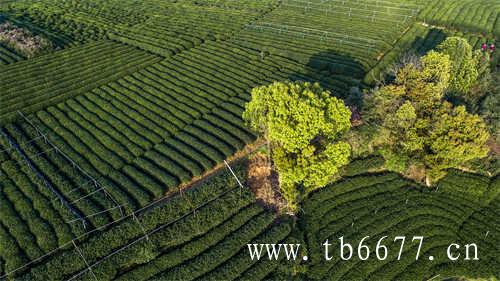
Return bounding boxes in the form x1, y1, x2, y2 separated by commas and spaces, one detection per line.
109, 5, 260, 57
0, 44, 23, 65
0, 41, 161, 124
418, 0, 500, 37
302, 172, 499, 280
17, 161, 291, 281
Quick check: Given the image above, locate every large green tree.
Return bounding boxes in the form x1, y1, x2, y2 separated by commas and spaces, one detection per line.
243, 81, 351, 210
365, 51, 490, 185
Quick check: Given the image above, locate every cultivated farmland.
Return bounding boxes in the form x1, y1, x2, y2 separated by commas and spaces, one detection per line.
0, 45, 20, 65
0, 0, 498, 280
303, 171, 499, 280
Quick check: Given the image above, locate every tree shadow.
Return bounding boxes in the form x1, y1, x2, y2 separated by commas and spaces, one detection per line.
286, 50, 367, 108
361, 28, 449, 87
410, 28, 448, 56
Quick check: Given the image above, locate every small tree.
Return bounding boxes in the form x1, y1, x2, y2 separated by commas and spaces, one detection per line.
437, 37, 479, 96
243, 81, 352, 210
467, 50, 493, 108
365, 51, 490, 186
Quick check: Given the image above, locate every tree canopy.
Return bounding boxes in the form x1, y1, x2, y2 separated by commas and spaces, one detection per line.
365, 50, 490, 185
437, 37, 479, 96
243, 81, 351, 209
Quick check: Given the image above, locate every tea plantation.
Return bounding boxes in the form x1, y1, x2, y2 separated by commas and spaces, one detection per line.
302, 171, 499, 280
0, 0, 498, 280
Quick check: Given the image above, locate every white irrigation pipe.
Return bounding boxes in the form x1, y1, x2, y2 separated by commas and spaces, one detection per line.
19, 111, 124, 214
292, 0, 420, 12
286, 0, 417, 16
246, 24, 374, 47
282, 3, 411, 24
0, 200, 139, 278
25, 147, 56, 159
0, 134, 46, 154
15, 148, 56, 168
223, 160, 244, 188
246, 24, 376, 49
0, 116, 246, 279
0, 166, 239, 279
51, 178, 102, 203
72, 240, 98, 281
254, 22, 377, 43
132, 212, 150, 242
64, 186, 242, 281
0, 128, 85, 225
19, 111, 103, 188
427, 274, 440, 281
66, 205, 126, 224
68, 186, 109, 205
10, 116, 123, 221
224, 160, 245, 197
314, 0, 421, 9
286, 0, 418, 15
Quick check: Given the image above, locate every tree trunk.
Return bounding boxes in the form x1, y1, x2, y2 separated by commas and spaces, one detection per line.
425, 175, 431, 187
265, 131, 273, 171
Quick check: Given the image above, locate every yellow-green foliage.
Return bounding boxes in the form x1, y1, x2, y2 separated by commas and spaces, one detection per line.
243, 81, 351, 209
437, 37, 479, 96
365, 51, 490, 185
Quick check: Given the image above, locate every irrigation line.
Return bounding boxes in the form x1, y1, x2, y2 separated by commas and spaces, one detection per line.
224, 160, 244, 197
0, 134, 46, 154
427, 274, 440, 281
282, 3, 411, 24
224, 160, 245, 189
350, 0, 421, 9
6, 159, 66, 204
0, 127, 85, 226
251, 22, 376, 43
68, 186, 108, 205
132, 212, 150, 242
0, 164, 239, 279
17, 112, 45, 139
51, 178, 102, 203
14, 147, 56, 167
19, 111, 102, 183
72, 240, 98, 281
311, 0, 421, 10
66, 205, 126, 224
286, 0, 419, 14
24, 147, 56, 159
287, 0, 416, 17
64, 186, 242, 281
0, 138, 250, 280
97, 182, 124, 217
246, 24, 375, 49
250, 27, 374, 50
18, 111, 124, 215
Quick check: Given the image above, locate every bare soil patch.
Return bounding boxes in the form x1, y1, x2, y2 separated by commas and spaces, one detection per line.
0, 21, 53, 58
247, 152, 288, 213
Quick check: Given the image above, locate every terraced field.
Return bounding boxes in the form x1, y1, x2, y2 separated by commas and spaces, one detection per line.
1, 161, 292, 280
366, 22, 500, 84
0, 44, 21, 64
0, 0, 498, 280
302, 172, 499, 280
419, 0, 500, 37
0, 41, 162, 123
